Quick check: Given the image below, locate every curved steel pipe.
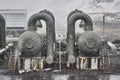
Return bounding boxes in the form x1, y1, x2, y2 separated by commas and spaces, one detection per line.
67, 9, 93, 63
39, 10, 55, 42
0, 15, 5, 48
39, 9, 55, 21
28, 10, 55, 42
28, 12, 55, 64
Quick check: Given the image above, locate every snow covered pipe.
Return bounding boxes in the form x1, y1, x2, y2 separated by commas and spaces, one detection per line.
28, 11, 55, 64
67, 9, 93, 63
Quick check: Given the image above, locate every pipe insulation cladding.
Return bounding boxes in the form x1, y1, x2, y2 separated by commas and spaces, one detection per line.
67, 9, 93, 63
0, 15, 5, 49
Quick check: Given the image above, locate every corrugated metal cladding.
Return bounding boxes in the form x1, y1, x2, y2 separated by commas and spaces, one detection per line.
0, 9, 27, 29
6, 14, 26, 28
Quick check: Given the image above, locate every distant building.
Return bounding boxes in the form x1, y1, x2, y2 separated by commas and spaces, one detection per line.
0, 9, 27, 36
56, 31, 66, 42
0, 9, 27, 42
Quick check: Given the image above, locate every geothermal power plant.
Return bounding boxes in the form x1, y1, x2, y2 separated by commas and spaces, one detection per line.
0, 9, 120, 80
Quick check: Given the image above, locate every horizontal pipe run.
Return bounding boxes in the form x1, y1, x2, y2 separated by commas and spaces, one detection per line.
0, 43, 13, 55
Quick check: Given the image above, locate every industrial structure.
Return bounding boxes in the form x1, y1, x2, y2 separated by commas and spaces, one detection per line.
0, 9, 119, 74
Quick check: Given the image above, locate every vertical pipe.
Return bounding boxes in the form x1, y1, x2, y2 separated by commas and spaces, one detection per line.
0, 15, 5, 49
58, 41, 61, 71
103, 15, 105, 35
39, 10, 55, 42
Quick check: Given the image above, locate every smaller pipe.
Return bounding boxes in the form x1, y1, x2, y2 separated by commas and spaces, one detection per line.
107, 41, 117, 54
103, 15, 105, 35
0, 43, 13, 55
39, 9, 55, 42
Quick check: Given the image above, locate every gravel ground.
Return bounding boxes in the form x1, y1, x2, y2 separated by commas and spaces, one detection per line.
0, 69, 120, 80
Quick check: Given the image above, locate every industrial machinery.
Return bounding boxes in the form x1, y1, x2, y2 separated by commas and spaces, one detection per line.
13, 9, 117, 72
66, 10, 118, 71
16, 9, 55, 70
67, 9, 102, 64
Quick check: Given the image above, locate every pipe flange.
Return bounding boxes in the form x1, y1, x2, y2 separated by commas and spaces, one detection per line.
68, 55, 75, 63
85, 38, 95, 49
46, 55, 53, 64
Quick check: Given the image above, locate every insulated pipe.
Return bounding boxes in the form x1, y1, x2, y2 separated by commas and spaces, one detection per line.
67, 9, 83, 22
28, 10, 55, 42
40, 10, 55, 21
39, 10, 55, 42
107, 41, 117, 54
0, 15, 5, 49
28, 12, 54, 64
0, 43, 13, 56
67, 9, 93, 63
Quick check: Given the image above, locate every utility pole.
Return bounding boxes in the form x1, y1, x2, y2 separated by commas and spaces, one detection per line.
58, 41, 61, 71
103, 15, 105, 35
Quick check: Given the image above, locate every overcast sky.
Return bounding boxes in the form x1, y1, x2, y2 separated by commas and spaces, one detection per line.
0, 0, 119, 32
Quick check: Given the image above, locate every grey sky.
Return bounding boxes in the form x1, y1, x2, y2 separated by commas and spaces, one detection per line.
0, 0, 120, 31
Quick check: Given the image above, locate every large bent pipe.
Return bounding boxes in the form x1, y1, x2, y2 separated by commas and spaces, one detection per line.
39, 10, 55, 42
40, 10, 55, 21
28, 12, 54, 64
67, 9, 93, 63
0, 15, 5, 49
28, 10, 55, 42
